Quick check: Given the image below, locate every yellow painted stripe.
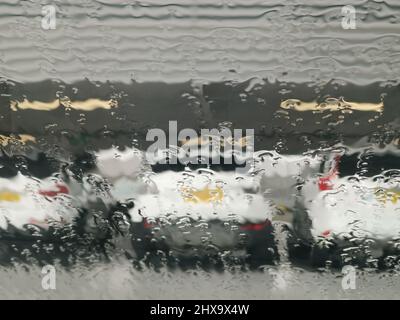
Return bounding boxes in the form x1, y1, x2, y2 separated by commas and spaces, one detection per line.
0, 134, 36, 146
10, 98, 117, 111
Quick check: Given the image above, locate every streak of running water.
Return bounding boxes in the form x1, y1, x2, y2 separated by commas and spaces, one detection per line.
0, 0, 399, 84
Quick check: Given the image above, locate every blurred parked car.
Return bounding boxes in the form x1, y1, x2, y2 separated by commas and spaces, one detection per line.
288, 151, 400, 268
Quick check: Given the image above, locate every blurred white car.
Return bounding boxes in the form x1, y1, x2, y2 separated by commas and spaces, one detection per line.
93, 146, 332, 266
0, 173, 80, 233
291, 154, 400, 267
128, 169, 279, 265
0, 171, 89, 262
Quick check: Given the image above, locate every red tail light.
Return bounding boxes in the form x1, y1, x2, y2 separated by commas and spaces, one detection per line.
240, 220, 271, 231
321, 230, 331, 237
318, 155, 341, 191
143, 218, 155, 229
39, 183, 69, 197
318, 175, 334, 191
